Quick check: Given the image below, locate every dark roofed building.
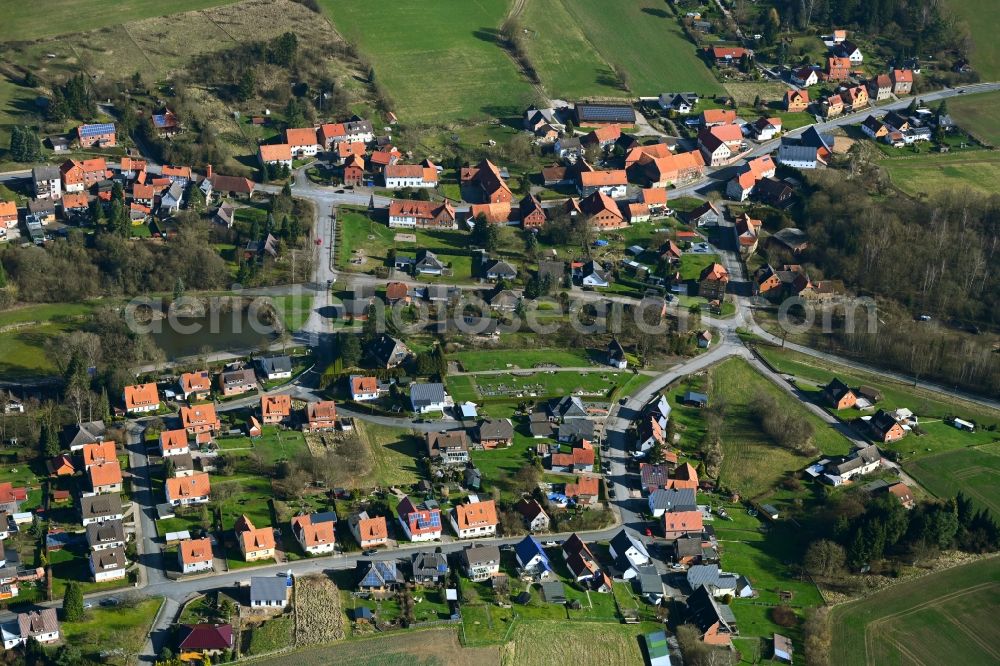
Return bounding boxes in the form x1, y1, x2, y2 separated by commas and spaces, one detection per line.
575, 104, 636, 126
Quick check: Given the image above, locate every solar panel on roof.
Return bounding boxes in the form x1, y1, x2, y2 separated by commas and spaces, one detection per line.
79, 123, 115, 137
577, 105, 636, 123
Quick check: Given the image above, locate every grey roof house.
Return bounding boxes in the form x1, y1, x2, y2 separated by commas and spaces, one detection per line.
410, 383, 448, 414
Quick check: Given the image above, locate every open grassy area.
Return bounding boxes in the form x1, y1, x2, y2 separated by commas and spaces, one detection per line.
473, 369, 630, 400
679, 252, 720, 281
950, 0, 1000, 80
905, 443, 1000, 514
754, 344, 1000, 461
61, 598, 164, 661
559, 0, 725, 97
0, 302, 99, 378
947, 90, 1000, 145
708, 358, 853, 497
321, 0, 536, 124
450, 348, 596, 372
831, 556, 1000, 666
0, 0, 239, 41
880, 150, 1000, 197
499, 619, 661, 666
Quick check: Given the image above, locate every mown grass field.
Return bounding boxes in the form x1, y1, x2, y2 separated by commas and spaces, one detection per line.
0, 0, 239, 41
499, 620, 659, 666
450, 348, 595, 372
709, 358, 853, 496
754, 344, 1000, 461
949, 0, 1000, 80
321, 0, 536, 123
947, 90, 1000, 145
880, 150, 1000, 197
559, 0, 725, 96
831, 556, 1000, 666
905, 443, 1000, 514
61, 598, 164, 661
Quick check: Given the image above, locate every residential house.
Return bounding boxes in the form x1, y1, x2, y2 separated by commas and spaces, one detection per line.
367, 334, 410, 368
33, 166, 61, 200
698, 125, 742, 166
518, 193, 547, 229
356, 560, 404, 595
81, 441, 117, 470
868, 74, 893, 101
515, 536, 552, 579
515, 498, 550, 532
384, 160, 438, 188
734, 212, 763, 255
461, 159, 513, 204
178, 624, 233, 658
708, 45, 747, 65
577, 168, 628, 198
836, 40, 864, 64
368, 147, 402, 172
701, 109, 737, 127
553, 137, 582, 160
218, 369, 256, 397
750, 117, 782, 141
823, 444, 882, 483
582, 125, 621, 150
180, 404, 221, 435
561, 534, 610, 591
556, 418, 595, 444
574, 103, 636, 126
208, 173, 256, 199
88, 461, 123, 495
250, 575, 290, 609
784, 89, 810, 112
462, 544, 501, 581
160, 165, 192, 185
791, 66, 819, 87
425, 430, 469, 465
564, 474, 601, 507
397, 497, 442, 542
179, 371, 212, 401
291, 512, 337, 555
257, 356, 292, 381
89, 546, 127, 582
861, 115, 889, 141
349, 512, 388, 549
77, 123, 116, 148
178, 538, 214, 574
686, 585, 738, 646
688, 201, 722, 227
658, 92, 699, 113
305, 401, 337, 432
634, 565, 665, 604
579, 190, 626, 229
843, 84, 869, 110
411, 551, 449, 584
80, 493, 123, 526
0, 200, 17, 230
606, 338, 627, 369
258, 143, 293, 170
318, 119, 374, 147
726, 154, 776, 201
891, 69, 914, 95
663, 510, 704, 540
869, 410, 906, 443
822, 94, 845, 118
411, 383, 448, 414
698, 263, 729, 301
822, 378, 857, 410
166, 473, 211, 506
48, 455, 75, 477
640, 463, 671, 494
476, 419, 513, 448
261, 395, 292, 425
85, 519, 125, 552
450, 499, 498, 539
349, 375, 381, 401
284, 127, 321, 157
624, 142, 671, 169
388, 199, 457, 229
549, 447, 596, 474
123, 382, 160, 414
826, 57, 852, 81
755, 177, 794, 207
648, 488, 697, 518
667, 462, 700, 490
688, 564, 753, 598
483, 258, 517, 282
610, 530, 651, 578
235, 515, 276, 562
888, 482, 915, 509
1, 609, 60, 649
159, 181, 185, 215
342, 154, 365, 187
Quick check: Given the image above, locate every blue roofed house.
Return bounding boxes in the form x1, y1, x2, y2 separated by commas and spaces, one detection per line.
357, 560, 405, 596
76, 123, 116, 148
514, 536, 552, 580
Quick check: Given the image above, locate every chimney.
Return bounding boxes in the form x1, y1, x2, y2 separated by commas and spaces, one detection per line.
206, 164, 213, 179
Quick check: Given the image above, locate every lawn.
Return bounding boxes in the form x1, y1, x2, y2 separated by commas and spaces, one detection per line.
947, 90, 1000, 145
474, 370, 630, 400
268, 294, 314, 332
446, 375, 480, 403
0, 0, 239, 41
311, 421, 422, 490
61, 598, 164, 661
49, 543, 134, 598
247, 616, 295, 655
754, 344, 1000, 461
558, 0, 725, 96
321, 0, 537, 124
880, 150, 1000, 197
904, 443, 1000, 514
708, 358, 853, 497
950, 0, 1000, 80
518, 0, 623, 98
831, 556, 1000, 666
0, 302, 98, 378
450, 348, 596, 372
678, 252, 720, 281
499, 620, 663, 666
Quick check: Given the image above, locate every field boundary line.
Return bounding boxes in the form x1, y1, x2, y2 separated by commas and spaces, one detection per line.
939, 605, 1000, 659
120, 24, 155, 69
